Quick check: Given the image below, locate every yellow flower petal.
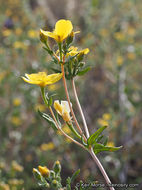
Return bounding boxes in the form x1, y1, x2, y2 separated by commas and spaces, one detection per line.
22, 72, 62, 87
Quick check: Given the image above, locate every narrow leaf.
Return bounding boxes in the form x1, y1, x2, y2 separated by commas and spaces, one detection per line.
87, 126, 107, 146
71, 169, 80, 183
38, 110, 57, 131
77, 67, 91, 76
93, 143, 122, 154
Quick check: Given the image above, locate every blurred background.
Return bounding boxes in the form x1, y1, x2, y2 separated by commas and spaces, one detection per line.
0, 0, 142, 189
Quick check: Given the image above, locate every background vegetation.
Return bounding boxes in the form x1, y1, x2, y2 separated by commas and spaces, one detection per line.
0, 0, 142, 189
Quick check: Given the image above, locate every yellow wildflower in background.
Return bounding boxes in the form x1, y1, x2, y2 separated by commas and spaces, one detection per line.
40, 142, 55, 151
13, 41, 26, 49
34, 103, 46, 112
13, 98, 21, 106
11, 161, 23, 172
116, 56, 124, 66
28, 29, 38, 38
54, 100, 72, 122
103, 113, 111, 121
11, 116, 22, 126
98, 118, 108, 126
8, 179, 24, 186
38, 166, 50, 177
2, 29, 12, 37
0, 183, 10, 190
127, 52, 136, 60
22, 72, 62, 87
15, 28, 22, 35
114, 32, 125, 41
66, 46, 89, 57
40, 19, 73, 42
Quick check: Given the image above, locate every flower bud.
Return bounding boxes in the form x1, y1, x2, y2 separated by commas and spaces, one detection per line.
33, 168, 42, 181
50, 170, 55, 179
38, 166, 50, 177
40, 29, 48, 43
51, 179, 58, 188
53, 160, 61, 174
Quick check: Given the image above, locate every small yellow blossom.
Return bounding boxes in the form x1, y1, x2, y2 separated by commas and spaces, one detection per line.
15, 28, 22, 35
0, 161, 6, 169
48, 84, 59, 91
107, 142, 115, 147
127, 52, 136, 60
67, 46, 89, 57
13, 41, 26, 49
2, 29, 12, 37
38, 166, 50, 177
99, 29, 109, 37
11, 161, 23, 172
114, 32, 125, 41
25, 154, 33, 162
34, 103, 46, 112
40, 142, 55, 151
22, 72, 63, 87
116, 56, 124, 66
8, 179, 24, 186
40, 19, 73, 42
54, 100, 72, 122
0, 183, 10, 190
28, 29, 38, 38
11, 116, 22, 126
13, 98, 21, 106
98, 118, 108, 126
127, 27, 136, 36
62, 125, 71, 135
103, 113, 111, 121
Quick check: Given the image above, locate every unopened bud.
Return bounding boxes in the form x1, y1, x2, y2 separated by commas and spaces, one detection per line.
33, 168, 42, 181
51, 179, 58, 188
53, 160, 61, 174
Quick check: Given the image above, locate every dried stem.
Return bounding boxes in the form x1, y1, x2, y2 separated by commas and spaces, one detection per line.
71, 80, 115, 190
61, 64, 87, 141
71, 78, 90, 138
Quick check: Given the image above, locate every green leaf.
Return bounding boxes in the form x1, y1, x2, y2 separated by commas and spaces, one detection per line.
71, 169, 80, 183
103, 136, 109, 146
77, 67, 91, 76
81, 136, 89, 148
96, 135, 104, 143
38, 110, 58, 131
87, 126, 107, 146
93, 143, 122, 154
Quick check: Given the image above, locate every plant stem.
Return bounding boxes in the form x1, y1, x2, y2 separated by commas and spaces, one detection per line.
61, 64, 87, 141
71, 80, 115, 190
71, 78, 90, 138
89, 148, 114, 190
40, 87, 85, 149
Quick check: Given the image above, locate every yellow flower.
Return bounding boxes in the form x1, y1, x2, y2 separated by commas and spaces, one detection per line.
103, 113, 111, 121
116, 56, 123, 66
2, 29, 12, 37
98, 118, 108, 126
22, 72, 63, 87
40, 142, 55, 151
127, 52, 136, 60
0, 183, 10, 190
67, 46, 89, 57
34, 103, 46, 112
28, 29, 38, 38
15, 28, 22, 35
8, 179, 24, 186
40, 19, 73, 42
13, 98, 21, 106
107, 142, 115, 147
114, 32, 125, 41
12, 161, 23, 172
54, 100, 72, 122
11, 116, 22, 126
13, 41, 26, 49
38, 166, 50, 177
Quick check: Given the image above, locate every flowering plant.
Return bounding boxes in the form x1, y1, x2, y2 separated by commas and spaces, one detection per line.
22, 19, 122, 190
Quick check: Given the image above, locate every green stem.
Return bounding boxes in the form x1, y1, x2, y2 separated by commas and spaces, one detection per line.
67, 122, 81, 139
58, 42, 62, 61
